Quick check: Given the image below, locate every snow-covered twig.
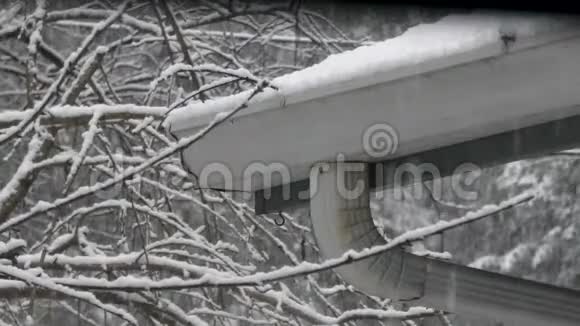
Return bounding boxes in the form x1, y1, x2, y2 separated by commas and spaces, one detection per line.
61, 47, 108, 105
0, 132, 50, 224
0, 104, 169, 129
0, 80, 272, 235
0, 265, 138, 325
0, 1, 130, 146
46, 191, 533, 292
62, 112, 102, 193
158, 0, 204, 99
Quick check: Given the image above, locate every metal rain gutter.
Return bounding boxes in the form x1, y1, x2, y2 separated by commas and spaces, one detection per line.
310, 162, 580, 325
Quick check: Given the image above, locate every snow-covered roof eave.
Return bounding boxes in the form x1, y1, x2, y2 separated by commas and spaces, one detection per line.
166, 11, 580, 132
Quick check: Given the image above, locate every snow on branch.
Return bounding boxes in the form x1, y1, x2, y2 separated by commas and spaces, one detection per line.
0, 80, 273, 233
0, 104, 170, 129
62, 111, 102, 193
0, 1, 454, 324
0, 1, 131, 146
9, 190, 533, 294
0, 264, 138, 325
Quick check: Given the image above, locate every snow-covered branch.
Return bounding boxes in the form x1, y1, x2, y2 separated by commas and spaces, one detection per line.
0, 2, 452, 325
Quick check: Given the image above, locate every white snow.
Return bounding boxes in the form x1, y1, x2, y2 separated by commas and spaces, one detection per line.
24, 315, 34, 326
17, 251, 233, 278
0, 264, 138, 324
63, 111, 102, 191
150, 63, 259, 93
0, 238, 26, 255
0, 133, 47, 210
166, 11, 580, 131
29, 190, 534, 296
0, 3, 22, 27
499, 243, 534, 272
562, 224, 576, 240
47, 232, 76, 253
149, 63, 192, 90
0, 104, 169, 126
532, 242, 551, 268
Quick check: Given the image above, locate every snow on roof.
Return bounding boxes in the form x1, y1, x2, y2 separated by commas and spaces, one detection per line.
166, 11, 580, 132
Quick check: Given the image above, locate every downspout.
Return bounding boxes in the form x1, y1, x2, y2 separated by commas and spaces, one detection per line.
310, 162, 580, 325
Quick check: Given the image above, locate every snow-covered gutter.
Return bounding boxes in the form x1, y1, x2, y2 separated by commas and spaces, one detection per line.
167, 11, 580, 193
169, 11, 580, 324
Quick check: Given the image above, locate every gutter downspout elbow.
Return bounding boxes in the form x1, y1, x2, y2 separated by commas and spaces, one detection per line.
309, 162, 580, 325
